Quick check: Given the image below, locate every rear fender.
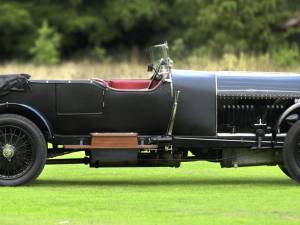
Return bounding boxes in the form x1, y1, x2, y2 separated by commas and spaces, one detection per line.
0, 103, 53, 140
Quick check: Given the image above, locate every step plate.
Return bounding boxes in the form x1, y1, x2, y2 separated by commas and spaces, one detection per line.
64, 132, 157, 149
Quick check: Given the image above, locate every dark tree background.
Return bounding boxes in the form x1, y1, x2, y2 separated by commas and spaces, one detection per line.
0, 0, 299, 61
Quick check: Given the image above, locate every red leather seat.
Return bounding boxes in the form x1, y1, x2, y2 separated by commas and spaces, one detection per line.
93, 79, 159, 90
108, 80, 150, 89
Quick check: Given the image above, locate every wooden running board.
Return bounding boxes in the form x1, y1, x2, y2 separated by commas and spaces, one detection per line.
64, 132, 157, 149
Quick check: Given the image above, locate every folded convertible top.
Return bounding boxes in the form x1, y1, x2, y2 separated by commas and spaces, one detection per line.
0, 74, 30, 96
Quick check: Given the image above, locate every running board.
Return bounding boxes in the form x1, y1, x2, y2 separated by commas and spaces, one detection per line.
64, 132, 158, 149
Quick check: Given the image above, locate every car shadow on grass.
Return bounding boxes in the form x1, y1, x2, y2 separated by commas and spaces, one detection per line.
33, 177, 295, 187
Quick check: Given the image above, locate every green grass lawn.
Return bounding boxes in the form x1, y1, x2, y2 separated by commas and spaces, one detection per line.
0, 157, 300, 225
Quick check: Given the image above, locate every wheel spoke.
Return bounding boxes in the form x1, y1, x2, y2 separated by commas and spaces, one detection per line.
0, 125, 34, 180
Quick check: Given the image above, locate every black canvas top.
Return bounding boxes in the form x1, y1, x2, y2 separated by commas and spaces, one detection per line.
0, 74, 30, 96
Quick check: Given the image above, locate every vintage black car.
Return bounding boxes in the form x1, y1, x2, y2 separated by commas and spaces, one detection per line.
1, 43, 300, 186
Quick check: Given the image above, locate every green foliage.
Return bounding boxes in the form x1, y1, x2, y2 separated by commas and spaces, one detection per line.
170, 38, 186, 59
30, 21, 61, 65
0, 0, 300, 61
272, 46, 300, 67
0, 3, 34, 59
173, 0, 293, 55
92, 47, 109, 62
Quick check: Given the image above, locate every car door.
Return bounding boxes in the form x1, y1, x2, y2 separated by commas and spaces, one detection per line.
55, 80, 104, 115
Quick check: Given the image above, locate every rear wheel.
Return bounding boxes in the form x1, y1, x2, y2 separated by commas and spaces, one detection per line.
283, 120, 300, 183
0, 114, 47, 186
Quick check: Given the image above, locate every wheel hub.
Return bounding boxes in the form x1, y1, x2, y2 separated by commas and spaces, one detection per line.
2, 144, 15, 162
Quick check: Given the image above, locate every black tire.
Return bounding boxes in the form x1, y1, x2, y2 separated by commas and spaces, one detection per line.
278, 165, 292, 178
283, 120, 300, 183
0, 114, 47, 186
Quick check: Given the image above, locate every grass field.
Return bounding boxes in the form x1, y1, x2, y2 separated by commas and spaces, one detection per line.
0, 155, 300, 225
0, 61, 299, 225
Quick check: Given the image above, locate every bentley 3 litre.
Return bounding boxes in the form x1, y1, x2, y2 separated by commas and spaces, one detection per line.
0, 43, 300, 186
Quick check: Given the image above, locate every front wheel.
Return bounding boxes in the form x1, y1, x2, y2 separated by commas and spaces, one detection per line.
0, 114, 47, 186
282, 120, 300, 183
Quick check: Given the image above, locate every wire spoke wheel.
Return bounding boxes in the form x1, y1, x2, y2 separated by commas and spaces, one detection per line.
0, 114, 46, 186
0, 125, 35, 179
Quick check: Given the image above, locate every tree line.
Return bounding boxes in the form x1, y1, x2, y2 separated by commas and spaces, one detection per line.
0, 0, 299, 64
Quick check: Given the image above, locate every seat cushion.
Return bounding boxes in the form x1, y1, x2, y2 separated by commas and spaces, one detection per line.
107, 80, 150, 89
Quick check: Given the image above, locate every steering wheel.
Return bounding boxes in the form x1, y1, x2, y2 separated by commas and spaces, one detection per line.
147, 59, 165, 89
148, 71, 162, 89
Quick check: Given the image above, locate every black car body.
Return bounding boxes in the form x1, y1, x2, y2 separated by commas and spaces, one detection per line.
1, 43, 300, 186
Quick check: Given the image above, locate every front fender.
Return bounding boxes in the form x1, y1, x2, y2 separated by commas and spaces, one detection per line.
276, 101, 300, 133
